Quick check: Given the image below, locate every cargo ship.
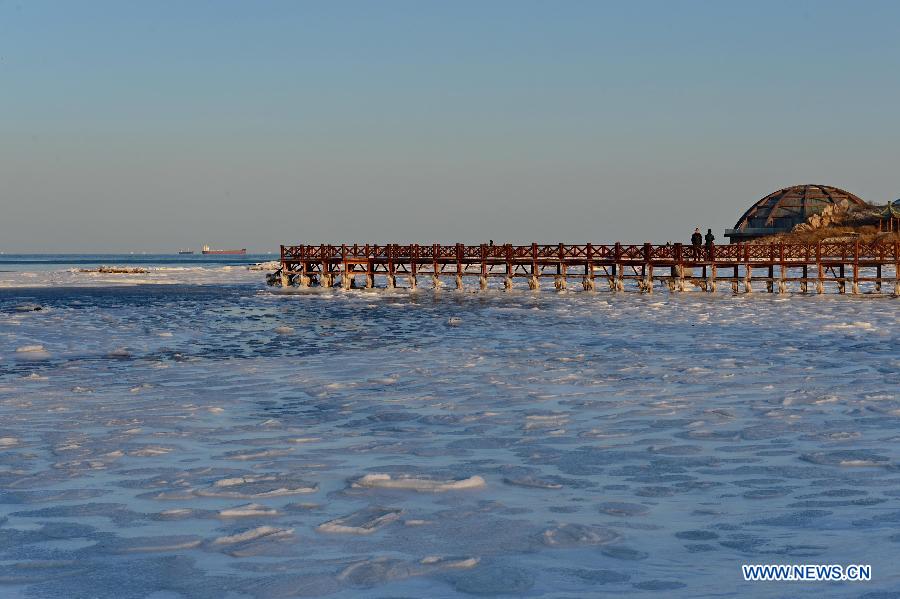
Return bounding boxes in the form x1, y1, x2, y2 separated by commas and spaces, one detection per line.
201, 245, 247, 255
178, 249, 194, 255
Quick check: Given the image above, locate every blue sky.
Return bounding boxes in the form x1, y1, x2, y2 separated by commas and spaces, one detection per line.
2, 1, 899, 251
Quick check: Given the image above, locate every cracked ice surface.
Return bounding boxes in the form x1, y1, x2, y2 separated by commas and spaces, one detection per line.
0, 283, 898, 597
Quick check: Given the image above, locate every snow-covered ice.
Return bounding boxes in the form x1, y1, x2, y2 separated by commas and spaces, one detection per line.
0, 277, 898, 597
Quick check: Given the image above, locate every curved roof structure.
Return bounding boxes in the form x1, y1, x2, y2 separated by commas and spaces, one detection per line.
726, 184, 867, 241
882, 198, 900, 218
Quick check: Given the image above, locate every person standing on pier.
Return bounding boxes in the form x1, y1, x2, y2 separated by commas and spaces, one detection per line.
691, 228, 702, 249
704, 229, 715, 259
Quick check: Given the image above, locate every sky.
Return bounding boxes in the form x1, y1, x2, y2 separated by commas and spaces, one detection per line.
1, 0, 899, 252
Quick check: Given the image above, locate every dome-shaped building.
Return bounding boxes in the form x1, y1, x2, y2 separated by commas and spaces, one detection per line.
725, 184, 867, 242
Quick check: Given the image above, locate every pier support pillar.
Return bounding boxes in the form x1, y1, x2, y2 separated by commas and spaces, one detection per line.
432, 274, 442, 289
529, 276, 539, 290
894, 280, 900, 296
299, 274, 310, 288
838, 280, 846, 294
504, 276, 513, 290
744, 268, 752, 294
583, 276, 594, 291
731, 280, 739, 294
280, 270, 290, 288
800, 281, 807, 294
554, 276, 566, 291
408, 275, 417, 290
852, 281, 860, 295
365, 273, 374, 289
322, 273, 334, 288
455, 274, 463, 290
479, 275, 487, 290
708, 265, 716, 293
386, 275, 396, 289
816, 280, 824, 294
614, 266, 624, 291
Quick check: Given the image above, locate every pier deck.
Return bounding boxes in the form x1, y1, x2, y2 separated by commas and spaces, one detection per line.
279, 241, 900, 294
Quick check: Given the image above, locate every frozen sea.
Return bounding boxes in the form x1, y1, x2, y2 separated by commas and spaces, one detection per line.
1, 256, 899, 598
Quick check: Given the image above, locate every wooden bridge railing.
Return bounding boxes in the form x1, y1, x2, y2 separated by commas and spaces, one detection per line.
278, 240, 900, 295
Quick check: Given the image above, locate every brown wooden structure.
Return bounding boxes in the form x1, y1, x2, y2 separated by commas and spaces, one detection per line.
279, 241, 900, 295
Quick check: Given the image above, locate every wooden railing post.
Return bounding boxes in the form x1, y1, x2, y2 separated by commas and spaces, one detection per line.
777, 242, 785, 294
530, 243, 539, 290
894, 241, 900, 296
674, 242, 684, 291
279, 245, 290, 287
386, 244, 395, 288
556, 242, 567, 290
480, 244, 487, 289
815, 241, 824, 294
341, 244, 350, 289
455, 243, 463, 289
613, 242, 623, 291
584, 243, 594, 291
409, 244, 418, 289
505, 244, 513, 289
298, 244, 309, 287
642, 242, 652, 293
432, 243, 440, 289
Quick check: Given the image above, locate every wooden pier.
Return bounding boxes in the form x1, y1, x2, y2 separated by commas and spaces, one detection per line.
279, 241, 900, 295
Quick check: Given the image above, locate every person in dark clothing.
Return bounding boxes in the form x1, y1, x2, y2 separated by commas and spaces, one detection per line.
691, 228, 702, 248
704, 229, 715, 259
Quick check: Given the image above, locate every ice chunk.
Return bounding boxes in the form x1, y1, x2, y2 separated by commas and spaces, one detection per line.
218, 503, 279, 518
211, 526, 293, 546
540, 523, 620, 547
339, 555, 478, 587
316, 506, 402, 534
197, 475, 318, 498
352, 473, 486, 492
15, 344, 47, 354
97, 535, 203, 553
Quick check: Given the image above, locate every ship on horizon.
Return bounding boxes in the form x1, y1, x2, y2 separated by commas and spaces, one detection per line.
201, 245, 246, 255
178, 249, 194, 255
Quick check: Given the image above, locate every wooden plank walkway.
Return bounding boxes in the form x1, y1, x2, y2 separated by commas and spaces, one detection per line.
279, 241, 900, 295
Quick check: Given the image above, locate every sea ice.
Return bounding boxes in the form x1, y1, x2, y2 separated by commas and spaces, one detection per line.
316, 506, 402, 535
352, 473, 486, 492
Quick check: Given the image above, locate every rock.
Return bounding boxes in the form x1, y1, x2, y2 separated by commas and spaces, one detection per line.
14, 304, 43, 312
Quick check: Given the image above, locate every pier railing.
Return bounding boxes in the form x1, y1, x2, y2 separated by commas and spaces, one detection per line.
279, 241, 900, 294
